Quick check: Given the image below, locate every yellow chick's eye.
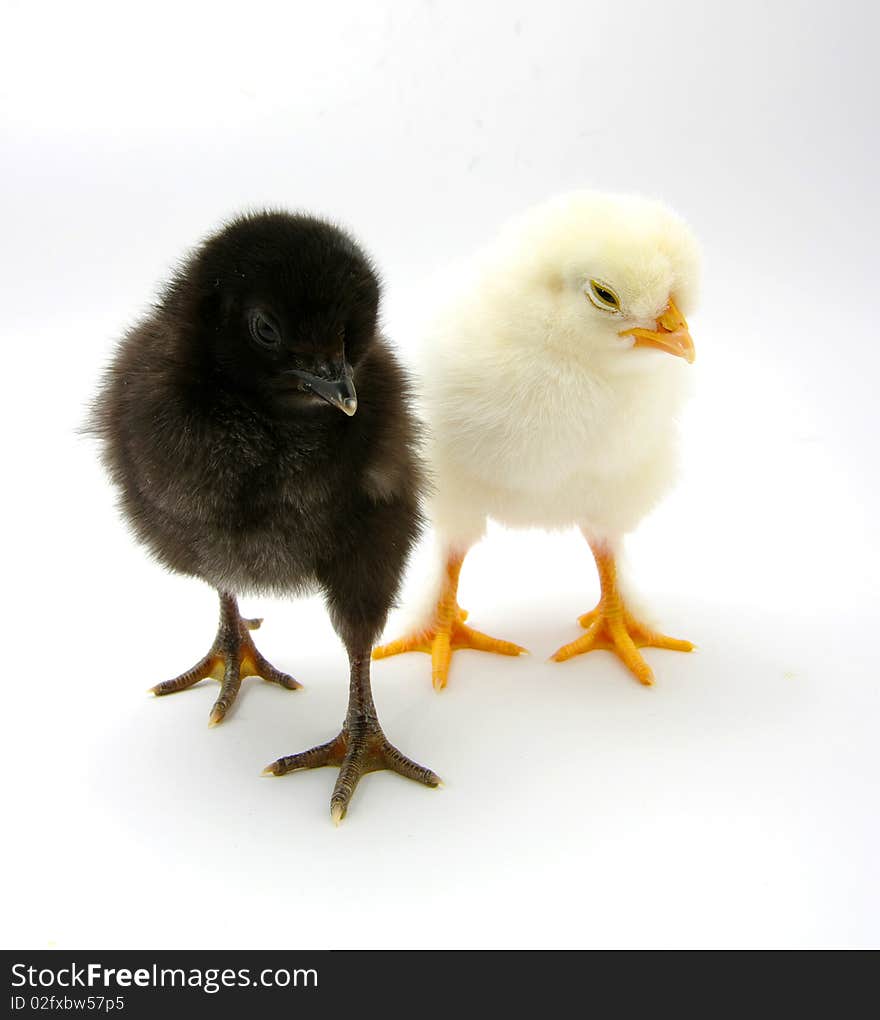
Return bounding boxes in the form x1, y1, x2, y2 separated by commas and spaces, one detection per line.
587, 279, 621, 313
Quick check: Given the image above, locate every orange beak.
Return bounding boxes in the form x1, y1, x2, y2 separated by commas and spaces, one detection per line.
618, 297, 695, 363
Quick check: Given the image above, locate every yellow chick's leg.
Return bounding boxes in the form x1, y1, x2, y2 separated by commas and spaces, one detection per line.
372, 551, 527, 690
551, 541, 694, 685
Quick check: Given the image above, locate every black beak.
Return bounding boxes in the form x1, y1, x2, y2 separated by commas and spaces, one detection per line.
284, 363, 358, 416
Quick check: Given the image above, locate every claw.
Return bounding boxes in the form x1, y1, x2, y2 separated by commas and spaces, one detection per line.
266, 725, 440, 824
375, 553, 522, 689
373, 553, 525, 689
551, 539, 694, 685
208, 706, 227, 727
151, 593, 300, 724
375, 608, 526, 689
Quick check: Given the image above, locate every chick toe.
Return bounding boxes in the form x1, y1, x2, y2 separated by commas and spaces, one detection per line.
265, 722, 440, 825
151, 592, 300, 725
552, 601, 693, 685
374, 609, 526, 690
373, 551, 526, 689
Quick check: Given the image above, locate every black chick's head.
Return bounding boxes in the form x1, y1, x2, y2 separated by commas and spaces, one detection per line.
179, 211, 381, 417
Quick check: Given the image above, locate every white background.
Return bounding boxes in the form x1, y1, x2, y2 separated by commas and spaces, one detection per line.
2, 0, 878, 949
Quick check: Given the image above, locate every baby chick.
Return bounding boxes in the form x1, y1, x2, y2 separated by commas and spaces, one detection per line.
92, 211, 439, 821
375, 191, 700, 688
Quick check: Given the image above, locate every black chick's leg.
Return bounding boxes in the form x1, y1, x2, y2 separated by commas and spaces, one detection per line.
264, 649, 440, 824
150, 591, 301, 726
263, 494, 440, 823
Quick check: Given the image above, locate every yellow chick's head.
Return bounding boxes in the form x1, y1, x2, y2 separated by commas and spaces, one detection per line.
486, 191, 701, 369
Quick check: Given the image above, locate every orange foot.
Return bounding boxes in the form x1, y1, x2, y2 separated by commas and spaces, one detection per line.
551, 604, 693, 685
550, 539, 694, 685
372, 554, 526, 689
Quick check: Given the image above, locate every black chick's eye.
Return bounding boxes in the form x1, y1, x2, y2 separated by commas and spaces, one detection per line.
248, 310, 281, 349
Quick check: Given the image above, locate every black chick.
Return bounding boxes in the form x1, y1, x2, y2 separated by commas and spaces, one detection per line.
92, 211, 440, 822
